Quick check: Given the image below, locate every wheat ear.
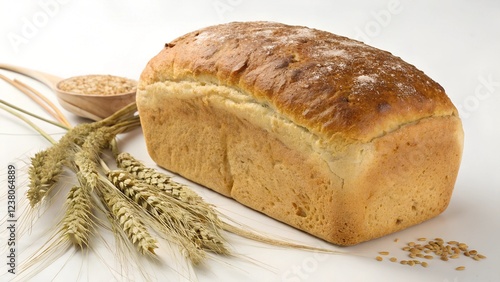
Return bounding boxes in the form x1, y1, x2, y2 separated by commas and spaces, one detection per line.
73, 126, 115, 190
116, 153, 199, 204
96, 178, 158, 255
116, 153, 220, 222
26, 147, 68, 207
26, 122, 98, 207
26, 150, 49, 206
60, 183, 93, 249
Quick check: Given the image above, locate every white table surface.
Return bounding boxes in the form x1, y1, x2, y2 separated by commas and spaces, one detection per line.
1, 1, 499, 281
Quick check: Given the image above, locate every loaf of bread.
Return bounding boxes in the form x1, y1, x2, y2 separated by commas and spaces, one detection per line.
137, 21, 463, 245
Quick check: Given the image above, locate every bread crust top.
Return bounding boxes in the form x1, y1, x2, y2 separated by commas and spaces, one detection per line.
139, 21, 458, 142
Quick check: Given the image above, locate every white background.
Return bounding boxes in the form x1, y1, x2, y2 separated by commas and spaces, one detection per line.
1, 0, 499, 281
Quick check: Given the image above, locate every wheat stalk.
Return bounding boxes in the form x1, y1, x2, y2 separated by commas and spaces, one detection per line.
0, 99, 68, 130
106, 169, 230, 264
105, 169, 206, 263
26, 116, 141, 208
13, 78, 72, 127
0, 73, 67, 126
0, 102, 58, 143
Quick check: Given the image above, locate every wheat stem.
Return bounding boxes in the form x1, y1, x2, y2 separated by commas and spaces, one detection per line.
0, 99, 69, 130
13, 78, 72, 127
220, 221, 345, 254
0, 73, 64, 125
0, 103, 57, 144
98, 102, 137, 126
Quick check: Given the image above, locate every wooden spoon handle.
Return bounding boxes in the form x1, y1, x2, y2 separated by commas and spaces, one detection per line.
0, 63, 63, 89
57, 98, 102, 121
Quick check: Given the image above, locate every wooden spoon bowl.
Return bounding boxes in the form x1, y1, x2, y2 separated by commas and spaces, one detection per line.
55, 75, 136, 121
0, 63, 136, 121
56, 90, 136, 121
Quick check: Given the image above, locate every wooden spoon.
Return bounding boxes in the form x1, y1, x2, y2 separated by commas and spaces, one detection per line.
0, 63, 136, 121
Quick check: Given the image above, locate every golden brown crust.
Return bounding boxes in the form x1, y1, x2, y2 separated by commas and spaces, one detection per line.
137, 22, 464, 245
140, 21, 457, 142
